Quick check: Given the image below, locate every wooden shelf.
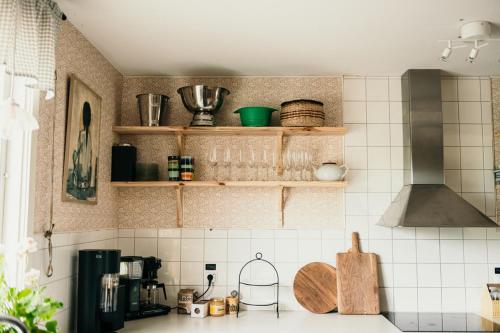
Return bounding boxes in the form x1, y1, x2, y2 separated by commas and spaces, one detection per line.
111, 180, 347, 188
112, 125, 347, 136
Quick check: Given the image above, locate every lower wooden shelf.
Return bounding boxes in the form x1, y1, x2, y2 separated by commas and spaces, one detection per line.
111, 180, 347, 188
111, 180, 346, 228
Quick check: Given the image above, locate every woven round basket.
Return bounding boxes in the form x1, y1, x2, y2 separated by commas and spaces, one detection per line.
280, 99, 325, 127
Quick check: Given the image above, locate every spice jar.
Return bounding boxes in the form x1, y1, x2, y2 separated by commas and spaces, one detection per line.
180, 156, 194, 181
209, 298, 225, 317
226, 295, 239, 315
168, 156, 180, 181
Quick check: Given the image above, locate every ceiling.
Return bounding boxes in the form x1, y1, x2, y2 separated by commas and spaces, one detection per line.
58, 0, 500, 77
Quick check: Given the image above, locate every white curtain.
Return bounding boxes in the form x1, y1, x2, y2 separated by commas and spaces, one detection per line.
0, 0, 63, 98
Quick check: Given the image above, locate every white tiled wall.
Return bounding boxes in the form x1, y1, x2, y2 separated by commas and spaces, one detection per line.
29, 229, 118, 333
343, 75, 499, 314
118, 227, 348, 311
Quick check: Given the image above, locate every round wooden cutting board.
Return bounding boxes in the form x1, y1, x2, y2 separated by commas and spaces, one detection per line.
293, 262, 337, 314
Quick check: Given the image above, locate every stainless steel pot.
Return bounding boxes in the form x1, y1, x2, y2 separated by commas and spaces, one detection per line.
177, 85, 230, 126
137, 94, 169, 126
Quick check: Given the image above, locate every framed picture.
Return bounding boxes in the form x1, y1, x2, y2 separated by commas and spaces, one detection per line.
62, 74, 101, 204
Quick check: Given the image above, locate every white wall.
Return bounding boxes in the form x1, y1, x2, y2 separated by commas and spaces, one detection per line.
117, 76, 500, 314
29, 230, 118, 333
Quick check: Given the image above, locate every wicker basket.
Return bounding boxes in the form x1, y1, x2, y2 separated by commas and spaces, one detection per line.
280, 99, 324, 127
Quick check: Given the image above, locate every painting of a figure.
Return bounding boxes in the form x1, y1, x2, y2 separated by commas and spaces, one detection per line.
62, 75, 101, 204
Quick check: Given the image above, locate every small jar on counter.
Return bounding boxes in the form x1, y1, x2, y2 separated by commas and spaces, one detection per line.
209, 298, 225, 317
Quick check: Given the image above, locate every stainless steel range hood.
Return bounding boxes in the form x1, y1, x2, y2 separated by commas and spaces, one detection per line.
378, 69, 497, 228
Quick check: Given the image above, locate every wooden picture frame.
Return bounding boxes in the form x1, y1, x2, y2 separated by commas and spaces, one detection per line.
62, 74, 101, 204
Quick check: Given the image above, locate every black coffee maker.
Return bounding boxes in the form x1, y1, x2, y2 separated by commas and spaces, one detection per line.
77, 249, 125, 333
120, 256, 170, 320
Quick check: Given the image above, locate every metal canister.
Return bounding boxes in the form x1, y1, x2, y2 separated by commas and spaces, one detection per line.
177, 289, 196, 314
209, 298, 225, 317
226, 295, 239, 315
168, 155, 180, 181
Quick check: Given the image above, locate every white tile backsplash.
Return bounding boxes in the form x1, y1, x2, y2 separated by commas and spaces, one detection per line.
459, 101, 482, 123
457, 79, 481, 102
367, 101, 390, 123
366, 78, 389, 101
343, 78, 366, 101
417, 264, 441, 287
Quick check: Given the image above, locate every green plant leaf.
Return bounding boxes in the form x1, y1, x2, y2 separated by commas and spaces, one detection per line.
45, 320, 58, 332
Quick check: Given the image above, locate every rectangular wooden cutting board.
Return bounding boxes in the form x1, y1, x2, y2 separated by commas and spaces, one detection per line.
336, 232, 380, 314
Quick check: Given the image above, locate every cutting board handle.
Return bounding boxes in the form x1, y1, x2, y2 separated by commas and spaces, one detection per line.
351, 232, 360, 254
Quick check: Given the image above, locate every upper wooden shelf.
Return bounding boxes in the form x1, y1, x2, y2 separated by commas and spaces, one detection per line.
112, 126, 347, 136
111, 180, 347, 188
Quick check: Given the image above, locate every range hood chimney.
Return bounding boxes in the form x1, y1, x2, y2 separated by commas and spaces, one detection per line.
378, 69, 497, 228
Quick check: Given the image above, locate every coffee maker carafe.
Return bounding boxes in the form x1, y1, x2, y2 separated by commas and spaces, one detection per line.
120, 256, 170, 320
77, 249, 124, 333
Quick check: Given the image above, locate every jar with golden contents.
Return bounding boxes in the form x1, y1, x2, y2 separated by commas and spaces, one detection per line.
209, 298, 225, 317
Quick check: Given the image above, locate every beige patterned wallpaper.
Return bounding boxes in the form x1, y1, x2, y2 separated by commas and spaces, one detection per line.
493, 78, 500, 221
34, 22, 123, 233
117, 76, 344, 229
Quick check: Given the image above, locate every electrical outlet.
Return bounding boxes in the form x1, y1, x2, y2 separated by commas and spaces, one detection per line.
205, 263, 217, 284
207, 272, 217, 283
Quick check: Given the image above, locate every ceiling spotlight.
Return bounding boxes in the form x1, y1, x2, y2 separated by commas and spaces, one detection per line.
440, 40, 452, 62
466, 40, 479, 63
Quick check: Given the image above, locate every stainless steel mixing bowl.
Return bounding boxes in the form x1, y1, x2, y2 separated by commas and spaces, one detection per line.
177, 85, 230, 126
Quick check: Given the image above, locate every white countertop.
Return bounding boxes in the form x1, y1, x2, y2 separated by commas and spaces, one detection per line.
120, 311, 402, 333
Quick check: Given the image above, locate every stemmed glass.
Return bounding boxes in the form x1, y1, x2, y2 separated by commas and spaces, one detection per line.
292, 151, 303, 181
247, 148, 257, 181
207, 146, 218, 180
234, 147, 247, 181
270, 150, 277, 181
258, 149, 270, 181
223, 147, 231, 180
283, 150, 293, 181
304, 151, 313, 180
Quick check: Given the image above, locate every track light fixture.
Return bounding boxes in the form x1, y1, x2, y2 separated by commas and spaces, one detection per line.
440, 41, 452, 62
438, 21, 498, 64
466, 40, 479, 64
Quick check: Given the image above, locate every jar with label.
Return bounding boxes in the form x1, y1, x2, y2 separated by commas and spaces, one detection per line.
168, 156, 180, 181
209, 298, 225, 317
226, 295, 238, 315
180, 156, 194, 181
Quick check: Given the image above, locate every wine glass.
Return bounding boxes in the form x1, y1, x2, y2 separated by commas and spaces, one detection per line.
234, 147, 246, 181
207, 145, 218, 180
247, 147, 257, 181
304, 151, 313, 180
293, 150, 304, 181
270, 150, 277, 181
283, 149, 293, 181
223, 147, 231, 180
259, 149, 270, 181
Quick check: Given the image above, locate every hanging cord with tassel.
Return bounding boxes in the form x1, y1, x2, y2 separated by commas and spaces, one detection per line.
43, 92, 57, 277
43, 70, 58, 278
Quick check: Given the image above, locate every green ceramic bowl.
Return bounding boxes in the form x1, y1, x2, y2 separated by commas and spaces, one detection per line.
234, 107, 277, 127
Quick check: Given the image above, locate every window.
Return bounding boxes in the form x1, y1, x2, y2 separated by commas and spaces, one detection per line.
0, 67, 39, 286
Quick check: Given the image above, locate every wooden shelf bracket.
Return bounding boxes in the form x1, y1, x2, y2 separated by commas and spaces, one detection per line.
175, 186, 184, 228
279, 186, 289, 228
176, 131, 184, 156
